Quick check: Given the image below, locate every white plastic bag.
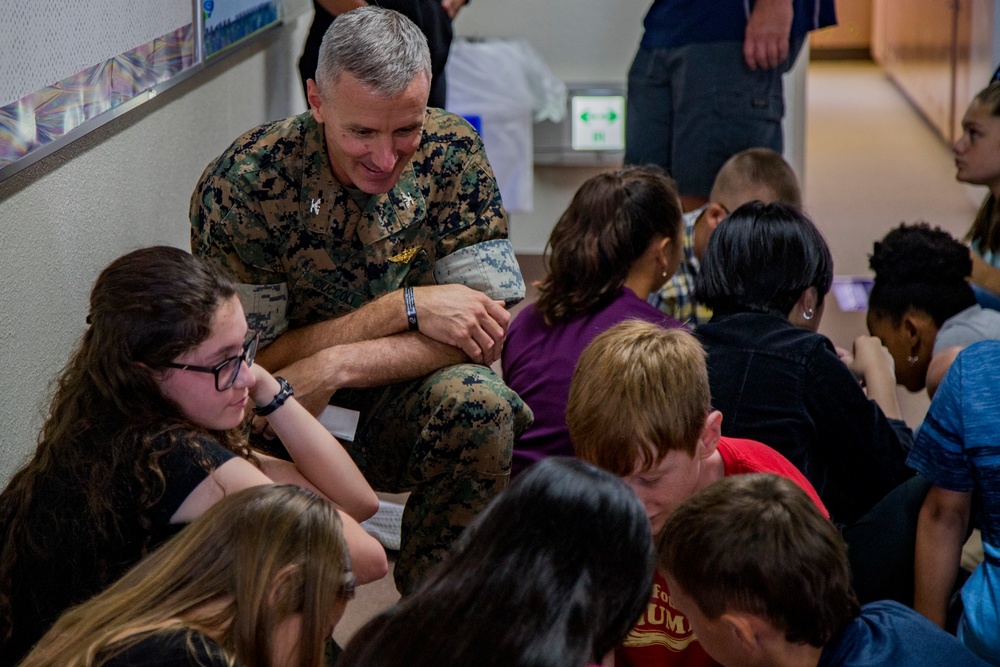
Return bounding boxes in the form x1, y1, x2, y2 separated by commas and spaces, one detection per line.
446, 38, 567, 213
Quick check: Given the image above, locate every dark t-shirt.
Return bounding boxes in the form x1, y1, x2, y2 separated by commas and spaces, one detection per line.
102, 628, 236, 667
640, 0, 836, 49
0, 430, 235, 665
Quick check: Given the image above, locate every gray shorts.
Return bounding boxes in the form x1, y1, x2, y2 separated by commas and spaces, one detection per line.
624, 38, 803, 199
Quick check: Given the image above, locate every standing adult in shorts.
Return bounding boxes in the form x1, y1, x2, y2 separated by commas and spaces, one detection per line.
624, 0, 836, 209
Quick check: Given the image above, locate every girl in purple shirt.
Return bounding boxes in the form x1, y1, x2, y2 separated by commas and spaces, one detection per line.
502, 165, 685, 477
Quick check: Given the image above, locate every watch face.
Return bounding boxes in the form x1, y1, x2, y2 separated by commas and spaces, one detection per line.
254, 377, 293, 416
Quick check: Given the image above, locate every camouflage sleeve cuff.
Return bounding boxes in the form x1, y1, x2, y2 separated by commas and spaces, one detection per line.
434, 239, 525, 305
235, 283, 289, 346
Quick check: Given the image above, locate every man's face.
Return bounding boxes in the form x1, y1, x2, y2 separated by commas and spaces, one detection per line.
308, 71, 430, 194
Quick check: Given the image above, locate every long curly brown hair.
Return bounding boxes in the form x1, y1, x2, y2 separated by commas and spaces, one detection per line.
0, 247, 256, 654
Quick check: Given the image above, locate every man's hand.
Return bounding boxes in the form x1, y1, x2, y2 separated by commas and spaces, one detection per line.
743, 0, 794, 70
413, 283, 509, 364
440, 0, 467, 21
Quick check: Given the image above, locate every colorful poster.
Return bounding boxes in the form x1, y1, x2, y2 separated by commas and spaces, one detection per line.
0, 21, 197, 175
1, 0, 193, 108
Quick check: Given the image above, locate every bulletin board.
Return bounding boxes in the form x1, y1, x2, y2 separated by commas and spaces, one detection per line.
0, 0, 282, 182
202, 0, 281, 58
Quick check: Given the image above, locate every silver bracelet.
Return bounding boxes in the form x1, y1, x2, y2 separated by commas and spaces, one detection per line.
404, 286, 419, 331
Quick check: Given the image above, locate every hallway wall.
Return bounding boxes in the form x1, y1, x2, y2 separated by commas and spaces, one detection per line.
0, 12, 312, 484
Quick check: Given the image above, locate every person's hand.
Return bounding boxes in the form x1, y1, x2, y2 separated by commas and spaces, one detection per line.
743, 0, 793, 70
440, 0, 467, 21
413, 283, 509, 364
834, 345, 862, 381
926, 346, 963, 398
847, 335, 896, 386
846, 336, 904, 419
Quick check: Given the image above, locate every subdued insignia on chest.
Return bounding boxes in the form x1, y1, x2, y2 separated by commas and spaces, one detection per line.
388, 246, 421, 263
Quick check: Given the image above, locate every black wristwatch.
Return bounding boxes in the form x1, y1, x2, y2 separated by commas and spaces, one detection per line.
253, 376, 294, 416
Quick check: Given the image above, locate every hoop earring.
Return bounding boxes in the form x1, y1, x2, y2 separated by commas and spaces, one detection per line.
802, 307, 815, 321
907, 355, 919, 364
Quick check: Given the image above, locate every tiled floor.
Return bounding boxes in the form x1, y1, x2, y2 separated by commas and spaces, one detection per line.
335, 60, 983, 645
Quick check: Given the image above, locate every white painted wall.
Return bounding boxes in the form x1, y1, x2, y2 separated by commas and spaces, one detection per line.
0, 11, 312, 485
455, 0, 648, 84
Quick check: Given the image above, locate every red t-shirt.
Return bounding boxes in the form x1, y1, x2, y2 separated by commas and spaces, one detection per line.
615, 437, 828, 667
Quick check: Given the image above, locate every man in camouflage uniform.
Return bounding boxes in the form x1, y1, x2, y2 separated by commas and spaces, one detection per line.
189, 6, 532, 594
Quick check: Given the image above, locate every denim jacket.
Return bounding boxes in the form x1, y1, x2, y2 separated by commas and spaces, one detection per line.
697, 311, 914, 525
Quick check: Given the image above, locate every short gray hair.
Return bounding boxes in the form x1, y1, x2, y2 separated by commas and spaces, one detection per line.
315, 6, 432, 98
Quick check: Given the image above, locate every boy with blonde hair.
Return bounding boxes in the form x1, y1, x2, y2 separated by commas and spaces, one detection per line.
650, 147, 802, 325
659, 474, 987, 667
568, 321, 825, 667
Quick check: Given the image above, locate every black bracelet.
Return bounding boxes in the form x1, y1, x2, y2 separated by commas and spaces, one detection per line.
253, 376, 294, 416
404, 286, 419, 331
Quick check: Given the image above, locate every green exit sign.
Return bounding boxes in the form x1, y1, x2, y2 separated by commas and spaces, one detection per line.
571, 95, 625, 151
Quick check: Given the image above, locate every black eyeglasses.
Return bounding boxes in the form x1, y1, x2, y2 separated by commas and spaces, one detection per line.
159, 331, 259, 391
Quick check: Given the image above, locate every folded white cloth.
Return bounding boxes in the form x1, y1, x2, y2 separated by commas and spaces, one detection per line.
361, 500, 404, 552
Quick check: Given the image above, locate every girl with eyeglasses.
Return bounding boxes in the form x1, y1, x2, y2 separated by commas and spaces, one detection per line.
0, 246, 385, 665
22, 484, 356, 667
